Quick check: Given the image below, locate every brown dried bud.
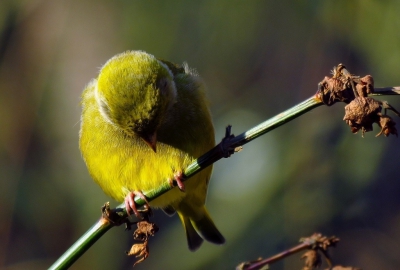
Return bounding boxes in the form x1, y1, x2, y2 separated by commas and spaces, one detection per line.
355, 75, 374, 97
317, 76, 353, 106
133, 220, 159, 241
376, 115, 398, 137
343, 97, 382, 136
317, 64, 374, 106
318, 235, 339, 250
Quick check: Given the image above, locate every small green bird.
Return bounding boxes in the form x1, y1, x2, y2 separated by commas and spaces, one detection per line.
79, 51, 225, 250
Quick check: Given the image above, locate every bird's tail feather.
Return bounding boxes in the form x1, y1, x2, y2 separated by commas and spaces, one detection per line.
179, 213, 204, 251
178, 206, 225, 251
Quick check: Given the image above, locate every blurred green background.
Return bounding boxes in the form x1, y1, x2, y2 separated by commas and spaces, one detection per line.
1, 0, 400, 269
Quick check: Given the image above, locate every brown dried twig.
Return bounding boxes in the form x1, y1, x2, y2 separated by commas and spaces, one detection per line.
237, 233, 361, 270
236, 233, 337, 270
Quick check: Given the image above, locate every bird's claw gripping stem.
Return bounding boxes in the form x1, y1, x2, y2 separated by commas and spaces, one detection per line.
124, 191, 151, 219
168, 171, 186, 192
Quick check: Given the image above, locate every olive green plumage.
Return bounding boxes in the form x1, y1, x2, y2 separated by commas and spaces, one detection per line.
79, 51, 224, 250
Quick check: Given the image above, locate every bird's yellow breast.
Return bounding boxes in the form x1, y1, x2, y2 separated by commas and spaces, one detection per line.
80, 77, 215, 208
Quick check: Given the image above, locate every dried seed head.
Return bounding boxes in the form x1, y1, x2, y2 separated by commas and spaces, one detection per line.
133, 221, 159, 241
317, 65, 374, 106
376, 115, 398, 137
343, 97, 381, 136
317, 76, 353, 106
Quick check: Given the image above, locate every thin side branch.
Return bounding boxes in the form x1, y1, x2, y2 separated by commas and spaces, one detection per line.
236, 233, 339, 270
370, 86, 400, 96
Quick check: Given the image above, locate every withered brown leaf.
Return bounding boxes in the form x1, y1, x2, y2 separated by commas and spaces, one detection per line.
126, 241, 149, 267
376, 115, 398, 137
301, 250, 321, 268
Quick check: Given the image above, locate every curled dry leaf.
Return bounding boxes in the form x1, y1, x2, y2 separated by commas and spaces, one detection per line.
126, 241, 149, 267
376, 115, 398, 137
301, 250, 321, 269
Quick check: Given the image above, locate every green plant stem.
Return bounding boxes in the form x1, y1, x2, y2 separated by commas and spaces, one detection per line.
49, 218, 112, 270
49, 95, 322, 270
49, 87, 399, 270
140, 95, 324, 204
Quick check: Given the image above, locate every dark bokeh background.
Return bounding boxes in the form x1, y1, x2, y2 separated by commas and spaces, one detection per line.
1, 1, 400, 269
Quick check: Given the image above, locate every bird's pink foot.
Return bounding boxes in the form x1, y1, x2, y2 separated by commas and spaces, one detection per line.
124, 191, 150, 219
168, 171, 186, 192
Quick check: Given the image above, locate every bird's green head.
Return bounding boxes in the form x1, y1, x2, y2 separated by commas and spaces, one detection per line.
95, 51, 177, 151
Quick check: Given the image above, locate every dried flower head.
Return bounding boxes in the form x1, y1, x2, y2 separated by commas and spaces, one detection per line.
343, 97, 399, 137
343, 97, 381, 136
133, 220, 159, 241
